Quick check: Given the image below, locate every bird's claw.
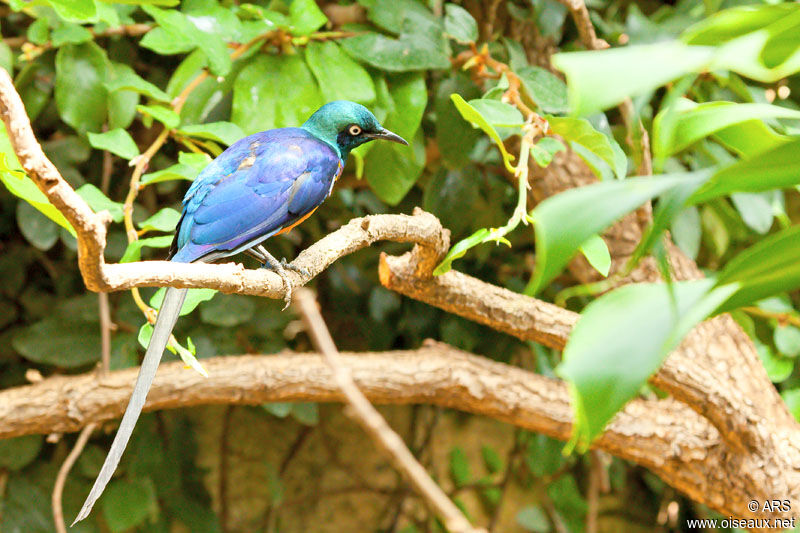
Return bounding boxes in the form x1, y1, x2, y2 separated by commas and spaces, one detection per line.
280, 257, 310, 278
260, 260, 293, 310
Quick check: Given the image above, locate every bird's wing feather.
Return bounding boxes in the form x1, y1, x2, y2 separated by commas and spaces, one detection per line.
171, 128, 340, 263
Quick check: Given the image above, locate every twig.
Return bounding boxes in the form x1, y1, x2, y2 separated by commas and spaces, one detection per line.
743, 306, 800, 328
293, 289, 485, 533
52, 423, 97, 533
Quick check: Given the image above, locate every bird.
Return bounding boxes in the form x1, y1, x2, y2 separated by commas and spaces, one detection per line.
73, 101, 408, 524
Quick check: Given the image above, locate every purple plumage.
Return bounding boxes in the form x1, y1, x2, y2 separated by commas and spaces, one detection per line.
169, 128, 341, 263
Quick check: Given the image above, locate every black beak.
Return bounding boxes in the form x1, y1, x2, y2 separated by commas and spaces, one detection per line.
367, 128, 408, 146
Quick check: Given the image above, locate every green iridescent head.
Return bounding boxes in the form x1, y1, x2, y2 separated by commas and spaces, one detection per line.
302, 101, 407, 158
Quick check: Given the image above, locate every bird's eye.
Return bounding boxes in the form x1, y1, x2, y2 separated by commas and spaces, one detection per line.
348, 125, 362, 136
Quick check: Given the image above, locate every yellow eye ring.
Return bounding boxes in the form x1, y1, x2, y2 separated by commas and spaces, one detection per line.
348, 125, 362, 136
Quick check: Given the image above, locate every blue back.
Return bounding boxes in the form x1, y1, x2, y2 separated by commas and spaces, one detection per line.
169, 127, 341, 263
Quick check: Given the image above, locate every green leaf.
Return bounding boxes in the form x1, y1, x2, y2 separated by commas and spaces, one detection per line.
671, 205, 702, 259
176, 121, 245, 146
150, 287, 217, 316
758, 341, 793, 383
531, 136, 566, 167
365, 129, 424, 205
715, 224, 800, 312
435, 74, 481, 169
450, 94, 516, 172
120, 235, 173, 263
104, 65, 171, 103
17, 201, 58, 251
782, 388, 800, 421
731, 192, 773, 234
467, 99, 524, 127
654, 100, 800, 159
552, 41, 715, 116
13, 317, 101, 367
528, 174, 693, 294
559, 279, 736, 448
516, 506, 549, 533
682, 3, 798, 45
433, 227, 491, 276
0, 164, 75, 235
480, 445, 503, 474
305, 41, 376, 104
101, 478, 157, 532
262, 402, 292, 418
138, 207, 181, 233
51, 23, 92, 47
691, 139, 800, 203
27, 18, 49, 45
578, 234, 611, 277
55, 42, 109, 133
444, 4, 478, 43
548, 117, 626, 179
449, 446, 471, 486
288, 0, 327, 35
340, 32, 451, 72
76, 183, 124, 222
517, 66, 568, 115
232, 54, 323, 134
87, 128, 139, 160
775, 325, 800, 358
142, 5, 231, 76
140, 163, 200, 185
0, 435, 42, 470
137, 104, 180, 128
47, 0, 96, 22
424, 168, 480, 236
199, 293, 255, 326
290, 402, 319, 425
106, 63, 140, 130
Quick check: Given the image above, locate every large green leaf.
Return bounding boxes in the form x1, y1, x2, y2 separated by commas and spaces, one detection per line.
76, 183, 125, 222
232, 54, 323, 134
176, 122, 245, 146
528, 174, 695, 294
552, 41, 714, 116
517, 66, 568, 115
450, 94, 515, 172
548, 117, 626, 179
468, 99, 524, 127
17, 201, 58, 251
104, 64, 171, 103
101, 478, 157, 532
55, 42, 109, 133
305, 41, 376, 104
341, 9, 450, 73
0, 142, 75, 235
13, 316, 101, 367
150, 287, 217, 316
558, 279, 737, 449
691, 138, 800, 202
715, 224, 800, 312
138, 207, 181, 232
120, 235, 173, 263
654, 100, 800, 158
87, 128, 140, 160
444, 4, 478, 43
435, 74, 481, 169
288, 0, 327, 35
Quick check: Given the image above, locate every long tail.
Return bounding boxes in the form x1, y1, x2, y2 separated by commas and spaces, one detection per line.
72, 287, 188, 525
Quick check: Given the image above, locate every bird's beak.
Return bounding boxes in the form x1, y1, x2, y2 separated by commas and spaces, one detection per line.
367, 128, 408, 146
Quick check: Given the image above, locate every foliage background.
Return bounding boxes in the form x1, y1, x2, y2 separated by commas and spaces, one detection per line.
1, 0, 800, 531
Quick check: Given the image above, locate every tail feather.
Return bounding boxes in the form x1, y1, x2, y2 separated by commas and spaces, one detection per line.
72, 287, 188, 526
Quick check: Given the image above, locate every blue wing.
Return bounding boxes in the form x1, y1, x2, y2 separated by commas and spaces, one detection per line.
169, 128, 341, 263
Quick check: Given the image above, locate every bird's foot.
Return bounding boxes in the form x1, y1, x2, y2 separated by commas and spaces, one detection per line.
280, 257, 310, 278
260, 258, 293, 310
